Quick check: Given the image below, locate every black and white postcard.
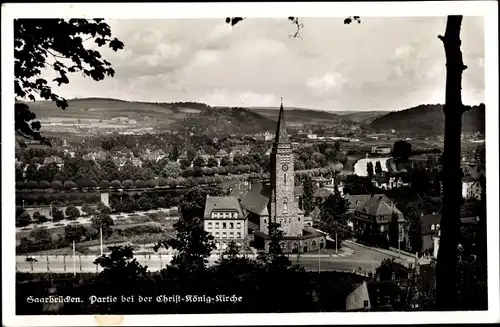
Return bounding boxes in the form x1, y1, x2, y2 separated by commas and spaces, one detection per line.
2, 1, 499, 326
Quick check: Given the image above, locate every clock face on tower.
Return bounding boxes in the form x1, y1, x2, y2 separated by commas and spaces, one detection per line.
282, 164, 288, 171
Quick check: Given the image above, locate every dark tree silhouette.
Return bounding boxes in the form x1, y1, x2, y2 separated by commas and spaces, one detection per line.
374, 161, 383, 177
436, 15, 481, 311
14, 19, 124, 145
392, 140, 413, 160
366, 162, 374, 181
389, 212, 400, 248
302, 175, 315, 215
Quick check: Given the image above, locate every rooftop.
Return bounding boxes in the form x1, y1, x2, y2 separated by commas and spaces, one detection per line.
203, 196, 244, 219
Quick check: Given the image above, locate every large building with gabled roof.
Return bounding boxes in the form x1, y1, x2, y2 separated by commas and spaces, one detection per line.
203, 100, 325, 253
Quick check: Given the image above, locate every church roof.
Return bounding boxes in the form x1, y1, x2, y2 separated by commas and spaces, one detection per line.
240, 182, 272, 216
274, 100, 289, 144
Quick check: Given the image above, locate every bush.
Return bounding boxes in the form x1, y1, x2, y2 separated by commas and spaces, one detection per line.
26, 180, 39, 190
122, 180, 134, 189
110, 180, 122, 189
63, 181, 76, 190
39, 180, 50, 189
145, 179, 157, 188
99, 180, 110, 189
51, 180, 62, 190
65, 205, 80, 220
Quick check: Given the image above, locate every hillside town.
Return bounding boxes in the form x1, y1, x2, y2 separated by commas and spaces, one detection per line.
15, 99, 486, 313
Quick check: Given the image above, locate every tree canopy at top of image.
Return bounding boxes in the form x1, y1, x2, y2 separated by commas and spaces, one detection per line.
14, 18, 125, 146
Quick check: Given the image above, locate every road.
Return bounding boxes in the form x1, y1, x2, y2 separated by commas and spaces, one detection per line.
16, 243, 415, 274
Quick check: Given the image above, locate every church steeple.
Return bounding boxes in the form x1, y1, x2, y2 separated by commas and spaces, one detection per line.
274, 97, 289, 144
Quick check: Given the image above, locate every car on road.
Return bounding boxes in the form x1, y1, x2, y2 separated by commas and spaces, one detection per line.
25, 256, 38, 262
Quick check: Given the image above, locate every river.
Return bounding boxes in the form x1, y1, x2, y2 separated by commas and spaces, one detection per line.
353, 157, 392, 177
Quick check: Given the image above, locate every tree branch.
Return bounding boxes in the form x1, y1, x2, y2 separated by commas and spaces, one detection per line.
46, 49, 66, 59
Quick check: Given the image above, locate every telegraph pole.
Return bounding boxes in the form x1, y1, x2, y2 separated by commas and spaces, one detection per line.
100, 225, 103, 256
335, 231, 338, 254
72, 241, 76, 276
318, 246, 321, 274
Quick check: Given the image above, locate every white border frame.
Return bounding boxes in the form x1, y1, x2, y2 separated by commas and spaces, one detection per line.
2, 1, 499, 326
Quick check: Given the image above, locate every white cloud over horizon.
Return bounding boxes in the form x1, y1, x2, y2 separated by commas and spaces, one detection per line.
43, 17, 485, 111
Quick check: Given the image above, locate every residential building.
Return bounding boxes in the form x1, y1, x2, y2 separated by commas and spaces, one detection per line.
372, 175, 410, 190
203, 196, 248, 250
420, 213, 441, 256
371, 146, 392, 155
307, 133, 318, 140
177, 151, 189, 163
43, 155, 63, 166
347, 194, 407, 245
255, 131, 275, 141
215, 149, 229, 163
422, 214, 481, 258
462, 175, 483, 200
130, 157, 143, 168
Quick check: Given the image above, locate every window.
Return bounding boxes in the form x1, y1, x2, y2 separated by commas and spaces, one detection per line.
229, 222, 234, 229
283, 198, 288, 212
237, 232, 241, 238
215, 232, 220, 238
298, 217, 300, 221
436, 224, 440, 230
431, 224, 435, 230
222, 232, 227, 238
215, 222, 220, 228
237, 222, 241, 229
223, 222, 227, 229
207, 222, 212, 229
264, 219, 267, 223
212, 212, 216, 218
232, 212, 237, 218
230, 232, 234, 238
380, 225, 384, 232
284, 173, 287, 185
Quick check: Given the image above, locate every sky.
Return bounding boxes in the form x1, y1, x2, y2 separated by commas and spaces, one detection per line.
49, 17, 485, 111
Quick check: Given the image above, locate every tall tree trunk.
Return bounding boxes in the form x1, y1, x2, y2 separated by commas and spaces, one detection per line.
436, 15, 468, 311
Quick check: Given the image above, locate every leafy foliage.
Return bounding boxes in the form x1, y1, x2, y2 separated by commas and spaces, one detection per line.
90, 203, 114, 237
154, 215, 215, 279
301, 175, 314, 215
14, 19, 124, 145
389, 212, 400, 248
314, 193, 350, 247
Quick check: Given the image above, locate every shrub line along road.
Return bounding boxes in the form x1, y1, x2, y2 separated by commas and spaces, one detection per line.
15, 243, 419, 274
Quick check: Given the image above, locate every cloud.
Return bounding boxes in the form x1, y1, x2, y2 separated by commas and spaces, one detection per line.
201, 89, 278, 107
45, 17, 484, 111
306, 73, 346, 96
392, 44, 415, 59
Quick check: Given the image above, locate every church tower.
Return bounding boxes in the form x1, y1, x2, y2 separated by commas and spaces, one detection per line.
270, 99, 301, 237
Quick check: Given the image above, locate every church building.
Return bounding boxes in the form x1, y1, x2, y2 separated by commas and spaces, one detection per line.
203, 100, 326, 253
